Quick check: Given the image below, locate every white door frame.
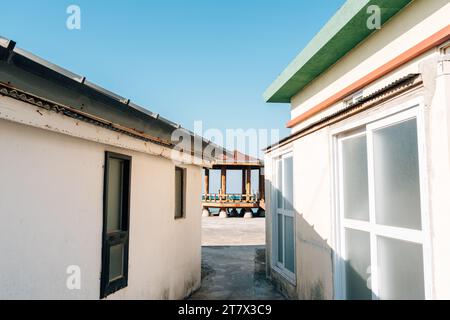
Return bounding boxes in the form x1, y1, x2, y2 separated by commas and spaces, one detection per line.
331, 97, 433, 300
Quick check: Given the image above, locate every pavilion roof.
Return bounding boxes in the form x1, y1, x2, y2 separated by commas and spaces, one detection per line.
213, 150, 263, 168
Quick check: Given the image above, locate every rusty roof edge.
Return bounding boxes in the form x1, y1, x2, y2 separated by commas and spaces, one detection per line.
264, 73, 421, 153
0, 81, 225, 164
0, 81, 173, 146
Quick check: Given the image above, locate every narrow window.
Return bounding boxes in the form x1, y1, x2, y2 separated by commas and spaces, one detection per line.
100, 152, 131, 298
175, 167, 186, 219
274, 154, 295, 279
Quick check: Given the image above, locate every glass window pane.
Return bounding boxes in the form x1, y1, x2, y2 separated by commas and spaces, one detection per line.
345, 228, 372, 300
107, 158, 123, 232
342, 135, 369, 221
277, 160, 283, 209
373, 119, 422, 230
283, 157, 294, 211
284, 216, 295, 273
109, 244, 124, 281
377, 236, 425, 300
175, 168, 184, 218
277, 214, 283, 264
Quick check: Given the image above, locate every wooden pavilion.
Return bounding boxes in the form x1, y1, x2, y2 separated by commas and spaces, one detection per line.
202, 151, 265, 218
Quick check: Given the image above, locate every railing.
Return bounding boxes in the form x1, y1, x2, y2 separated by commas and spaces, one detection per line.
202, 193, 260, 203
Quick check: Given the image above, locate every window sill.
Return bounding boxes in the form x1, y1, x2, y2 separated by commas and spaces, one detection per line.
272, 265, 296, 286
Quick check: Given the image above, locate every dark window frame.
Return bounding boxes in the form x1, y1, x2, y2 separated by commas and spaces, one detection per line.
100, 151, 132, 298
174, 166, 186, 219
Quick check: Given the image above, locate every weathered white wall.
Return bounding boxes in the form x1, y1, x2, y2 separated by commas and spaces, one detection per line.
292, 128, 333, 300
265, 129, 334, 300
264, 0, 450, 300
268, 76, 450, 299
424, 48, 450, 299
0, 105, 202, 299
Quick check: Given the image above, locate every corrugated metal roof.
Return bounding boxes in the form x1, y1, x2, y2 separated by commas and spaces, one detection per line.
264, 73, 421, 152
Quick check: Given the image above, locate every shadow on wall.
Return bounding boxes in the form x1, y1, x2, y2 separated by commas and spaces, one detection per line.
268, 180, 376, 300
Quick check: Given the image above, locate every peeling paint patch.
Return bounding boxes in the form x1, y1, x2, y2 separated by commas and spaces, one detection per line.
309, 279, 325, 300
161, 288, 170, 300
183, 274, 199, 299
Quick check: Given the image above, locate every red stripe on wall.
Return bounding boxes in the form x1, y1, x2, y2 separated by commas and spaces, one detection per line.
287, 24, 450, 128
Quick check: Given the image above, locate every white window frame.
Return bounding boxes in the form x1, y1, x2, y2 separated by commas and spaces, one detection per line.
271, 151, 296, 283
331, 98, 433, 300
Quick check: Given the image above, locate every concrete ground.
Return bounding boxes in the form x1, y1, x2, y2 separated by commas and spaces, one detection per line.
201, 216, 266, 246
189, 216, 285, 300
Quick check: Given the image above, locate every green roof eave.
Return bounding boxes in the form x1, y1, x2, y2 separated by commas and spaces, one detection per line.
263, 0, 413, 103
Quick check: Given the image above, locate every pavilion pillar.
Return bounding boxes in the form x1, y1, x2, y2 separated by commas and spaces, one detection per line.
221, 167, 227, 195
241, 169, 246, 195
238, 169, 248, 215
246, 169, 251, 195
256, 168, 265, 217
259, 168, 265, 200
204, 168, 210, 195
244, 169, 253, 218
202, 168, 211, 217
219, 208, 228, 218
219, 167, 228, 218
244, 208, 253, 219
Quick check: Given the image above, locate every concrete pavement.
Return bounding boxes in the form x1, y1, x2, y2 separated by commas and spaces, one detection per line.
189, 216, 285, 300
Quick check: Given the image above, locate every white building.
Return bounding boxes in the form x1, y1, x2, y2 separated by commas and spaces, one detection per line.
263, 0, 450, 299
0, 37, 224, 299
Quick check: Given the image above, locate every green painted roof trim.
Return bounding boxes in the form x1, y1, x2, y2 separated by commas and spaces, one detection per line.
263, 0, 413, 103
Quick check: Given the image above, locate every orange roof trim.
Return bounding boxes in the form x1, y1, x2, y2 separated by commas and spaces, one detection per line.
287, 24, 450, 128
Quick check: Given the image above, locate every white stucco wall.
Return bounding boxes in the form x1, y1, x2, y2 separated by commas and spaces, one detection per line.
292, 128, 333, 300
424, 48, 450, 299
264, 0, 450, 300
267, 69, 450, 299
0, 99, 202, 299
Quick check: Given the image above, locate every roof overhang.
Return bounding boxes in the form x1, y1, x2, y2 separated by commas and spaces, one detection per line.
264, 73, 423, 153
263, 0, 413, 103
0, 36, 234, 164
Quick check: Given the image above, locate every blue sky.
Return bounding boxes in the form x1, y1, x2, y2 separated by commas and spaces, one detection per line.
1, 0, 344, 154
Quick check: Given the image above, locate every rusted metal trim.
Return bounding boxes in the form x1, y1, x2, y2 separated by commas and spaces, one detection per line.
265, 74, 423, 153
0, 81, 174, 147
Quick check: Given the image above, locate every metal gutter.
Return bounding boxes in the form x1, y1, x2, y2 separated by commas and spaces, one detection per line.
0, 36, 11, 48
0, 81, 171, 146
14, 46, 85, 83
